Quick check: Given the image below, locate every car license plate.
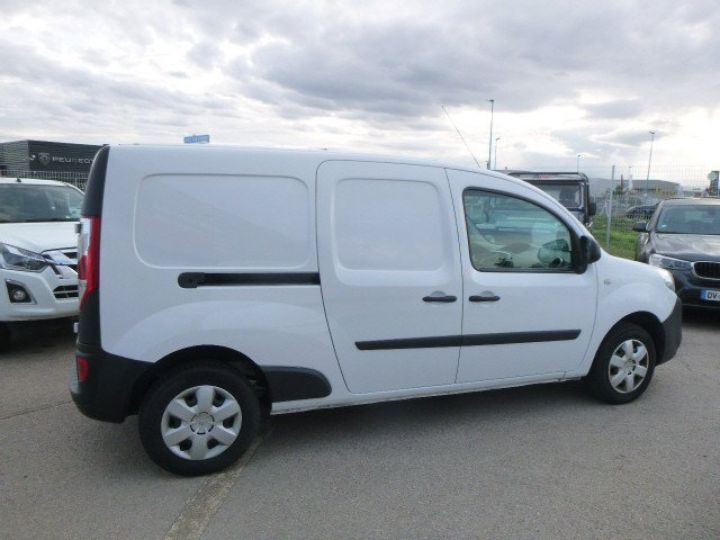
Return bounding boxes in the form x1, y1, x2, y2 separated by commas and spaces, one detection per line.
701, 289, 720, 302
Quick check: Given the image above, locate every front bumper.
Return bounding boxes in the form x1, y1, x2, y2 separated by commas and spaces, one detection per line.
669, 269, 720, 310
0, 267, 78, 322
658, 296, 682, 365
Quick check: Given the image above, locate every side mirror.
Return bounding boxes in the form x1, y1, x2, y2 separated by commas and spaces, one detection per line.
632, 221, 648, 232
577, 236, 601, 273
588, 201, 597, 216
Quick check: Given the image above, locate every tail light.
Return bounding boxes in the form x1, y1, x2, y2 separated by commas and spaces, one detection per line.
77, 217, 101, 307
76, 356, 90, 383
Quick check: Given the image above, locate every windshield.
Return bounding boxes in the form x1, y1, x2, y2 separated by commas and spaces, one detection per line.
530, 183, 582, 208
0, 184, 84, 223
656, 205, 720, 235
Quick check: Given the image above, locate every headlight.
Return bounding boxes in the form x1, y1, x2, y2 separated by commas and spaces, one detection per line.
648, 253, 692, 271
0, 243, 48, 272
654, 268, 675, 292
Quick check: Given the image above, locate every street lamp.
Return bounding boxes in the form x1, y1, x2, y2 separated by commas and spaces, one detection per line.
487, 99, 495, 169
576, 154, 581, 173
646, 130, 656, 198
494, 137, 501, 169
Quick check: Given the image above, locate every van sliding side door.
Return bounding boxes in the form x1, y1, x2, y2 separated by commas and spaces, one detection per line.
316, 161, 463, 394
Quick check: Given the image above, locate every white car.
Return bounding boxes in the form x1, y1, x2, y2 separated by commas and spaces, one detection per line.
0, 178, 82, 347
70, 146, 682, 476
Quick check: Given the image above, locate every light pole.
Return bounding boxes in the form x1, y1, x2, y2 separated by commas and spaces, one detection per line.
494, 137, 501, 169
487, 99, 495, 169
576, 154, 581, 173
645, 130, 656, 198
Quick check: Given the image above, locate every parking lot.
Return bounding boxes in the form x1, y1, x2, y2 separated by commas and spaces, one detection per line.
0, 312, 718, 540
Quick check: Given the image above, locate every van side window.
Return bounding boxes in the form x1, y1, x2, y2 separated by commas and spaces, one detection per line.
463, 189, 574, 272
334, 178, 447, 271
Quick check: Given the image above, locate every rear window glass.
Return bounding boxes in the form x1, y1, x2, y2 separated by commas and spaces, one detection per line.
134, 174, 311, 268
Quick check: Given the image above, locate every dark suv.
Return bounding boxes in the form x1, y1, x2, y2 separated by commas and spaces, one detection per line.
634, 198, 720, 308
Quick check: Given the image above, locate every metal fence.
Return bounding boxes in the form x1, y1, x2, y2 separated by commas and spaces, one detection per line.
591, 182, 717, 259
0, 169, 88, 191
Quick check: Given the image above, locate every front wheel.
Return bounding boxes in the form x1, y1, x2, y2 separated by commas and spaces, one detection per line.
139, 362, 260, 476
586, 323, 656, 404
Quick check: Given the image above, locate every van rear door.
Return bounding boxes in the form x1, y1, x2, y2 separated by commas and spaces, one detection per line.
317, 161, 462, 394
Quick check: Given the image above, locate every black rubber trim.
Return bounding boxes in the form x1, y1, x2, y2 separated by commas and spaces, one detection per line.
82, 145, 109, 217
77, 289, 101, 346
70, 345, 333, 422
178, 272, 320, 289
261, 366, 332, 402
71, 343, 150, 423
658, 297, 682, 365
356, 330, 581, 350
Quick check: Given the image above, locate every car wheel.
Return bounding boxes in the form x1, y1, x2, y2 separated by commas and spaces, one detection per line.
139, 361, 260, 476
586, 323, 656, 404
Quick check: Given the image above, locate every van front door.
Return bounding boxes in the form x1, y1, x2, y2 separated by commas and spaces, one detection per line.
317, 161, 462, 394
448, 169, 597, 383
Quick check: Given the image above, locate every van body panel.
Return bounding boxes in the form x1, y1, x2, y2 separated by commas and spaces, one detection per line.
316, 160, 463, 394
98, 147, 342, 391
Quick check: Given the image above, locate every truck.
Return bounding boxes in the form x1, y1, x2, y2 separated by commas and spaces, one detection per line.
504, 171, 596, 226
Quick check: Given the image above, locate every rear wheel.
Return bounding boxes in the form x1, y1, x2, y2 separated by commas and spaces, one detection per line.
139, 362, 260, 476
586, 323, 656, 404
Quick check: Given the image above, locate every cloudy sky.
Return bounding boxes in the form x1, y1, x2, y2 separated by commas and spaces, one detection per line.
1, 0, 719, 182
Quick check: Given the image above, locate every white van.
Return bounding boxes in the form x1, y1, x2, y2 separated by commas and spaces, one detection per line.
0, 177, 82, 348
70, 146, 682, 476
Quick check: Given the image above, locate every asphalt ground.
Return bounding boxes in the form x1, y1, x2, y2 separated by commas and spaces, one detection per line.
1, 311, 719, 540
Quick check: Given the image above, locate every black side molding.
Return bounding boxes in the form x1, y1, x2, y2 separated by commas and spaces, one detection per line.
261, 366, 332, 402
356, 330, 581, 351
178, 272, 320, 289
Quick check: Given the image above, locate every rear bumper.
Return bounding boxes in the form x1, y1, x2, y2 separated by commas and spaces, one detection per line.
70, 343, 150, 423
658, 297, 682, 365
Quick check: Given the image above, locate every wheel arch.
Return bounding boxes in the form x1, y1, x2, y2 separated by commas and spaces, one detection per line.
604, 311, 665, 363
128, 345, 271, 417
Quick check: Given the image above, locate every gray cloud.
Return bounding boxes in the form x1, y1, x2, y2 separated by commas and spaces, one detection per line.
1, 0, 719, 170
585, 100, 644, 119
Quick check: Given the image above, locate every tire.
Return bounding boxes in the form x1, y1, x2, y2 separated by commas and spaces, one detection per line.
586, 323, 656, 404
139, 361, 260, 476
0, 324, 11, 352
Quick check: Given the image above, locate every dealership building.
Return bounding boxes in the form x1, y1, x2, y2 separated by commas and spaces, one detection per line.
0, 140, 102, 186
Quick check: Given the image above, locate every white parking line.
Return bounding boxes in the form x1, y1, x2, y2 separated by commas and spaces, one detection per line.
163, 430, 269, 540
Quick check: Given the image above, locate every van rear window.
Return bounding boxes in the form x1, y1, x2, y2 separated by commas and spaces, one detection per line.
134, 174, 311, 269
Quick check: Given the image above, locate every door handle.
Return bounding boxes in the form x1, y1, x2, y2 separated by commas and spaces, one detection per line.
423, 295, 457, 303
469, 294, 500, 302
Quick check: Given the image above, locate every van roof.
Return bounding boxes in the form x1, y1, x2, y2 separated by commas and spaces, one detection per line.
110, 144, 531, 188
